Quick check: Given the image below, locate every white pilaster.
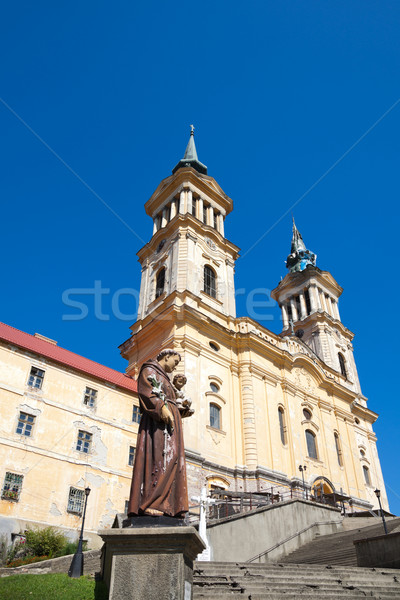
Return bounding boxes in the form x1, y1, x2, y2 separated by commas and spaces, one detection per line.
170, 199, 177, 220
281, 304, 289, 329
208, 205, 214, 227
198, 197, 204, 223
186, 189, 193, 215
218, 214, 225, 237
299, 292, 307, 319
161, 207, 168, 228
290, 297, 298, 322
179, 190, 186, 214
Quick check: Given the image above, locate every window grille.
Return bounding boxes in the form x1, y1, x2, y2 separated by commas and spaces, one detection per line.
209, 404, 221, 429
2, 472, 23, 501
16, 412, 35, 436
334, 433, 343, 467
204, 266, 216, 298
305, 430, 318, 460
67, 487, 84, 514
83, 387, 97, 408
76, 430, 92, 453
28, 367, 44, 389
338, 353, 347, 378
132, 405, 141, 424
128, 446, 135, 466
363, 465, 371, 486
156, 268, 165, 298
278, 408, 286, 445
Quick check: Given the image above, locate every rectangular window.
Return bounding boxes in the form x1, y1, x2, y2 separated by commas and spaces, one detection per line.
28, 367, 45, 389
191, 198, 197, 217
214, 212, 218, 230
67, 487, 84, 514
83, 387, 97, 408
76, 430, 92, 453
2, 472, 23, 501
16, 412, 35, 437
132, 405, 141, 424
128, 446, 135, 466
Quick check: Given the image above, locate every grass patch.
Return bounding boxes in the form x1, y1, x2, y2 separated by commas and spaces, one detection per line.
0, 573, 108, 600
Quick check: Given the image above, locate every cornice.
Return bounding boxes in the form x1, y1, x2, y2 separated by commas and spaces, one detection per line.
271, 266, 343, 300
144, 168, 233, 216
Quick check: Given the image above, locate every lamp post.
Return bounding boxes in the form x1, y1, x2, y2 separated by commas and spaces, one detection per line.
299, 465, 307, 499
68, 486, 91, 578
374, 489, 388, 535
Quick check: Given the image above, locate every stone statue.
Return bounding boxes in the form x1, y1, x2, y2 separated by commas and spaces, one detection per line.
126, 349, 193, 519
172, 374, 195, 419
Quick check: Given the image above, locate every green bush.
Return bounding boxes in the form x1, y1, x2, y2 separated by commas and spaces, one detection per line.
24, 527, 68, 559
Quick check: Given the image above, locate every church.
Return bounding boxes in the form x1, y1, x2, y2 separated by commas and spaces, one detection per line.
0, 129, 388, 545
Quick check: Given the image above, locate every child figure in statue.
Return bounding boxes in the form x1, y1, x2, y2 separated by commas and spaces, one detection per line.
172, 374, 195, 419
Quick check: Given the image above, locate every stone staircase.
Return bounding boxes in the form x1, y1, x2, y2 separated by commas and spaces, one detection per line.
281, 517, 400, 567
193, 561, 400, 598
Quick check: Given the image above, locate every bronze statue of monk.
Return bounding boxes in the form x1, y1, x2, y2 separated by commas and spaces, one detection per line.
127, 349, 192, 518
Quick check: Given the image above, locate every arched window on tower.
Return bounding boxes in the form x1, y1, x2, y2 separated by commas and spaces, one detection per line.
363, 465, 371, 486
305, 429, 318, 460
338, 353, 347, 378
278, 407, 287, 445
209, 403, 221, 429
155, 268, 165, 298
334, 432, 343, 467
204, 265, 216, 298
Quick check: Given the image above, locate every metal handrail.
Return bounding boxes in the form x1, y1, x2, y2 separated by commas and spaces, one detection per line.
246, 519, 341, 563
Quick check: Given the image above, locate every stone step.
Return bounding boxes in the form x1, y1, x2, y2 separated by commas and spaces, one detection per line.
193, 590, 398, 600
193, 574, 400, 587
194, 563, 400, 577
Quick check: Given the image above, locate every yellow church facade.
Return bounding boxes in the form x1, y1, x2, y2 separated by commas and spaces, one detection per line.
0, 130, 389, 546
120, 130, 387, 512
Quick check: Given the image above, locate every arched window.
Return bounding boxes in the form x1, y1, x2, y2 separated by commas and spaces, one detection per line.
155, 268, 165, 298
305, 430, 318, 460
209, 404, 221, 429
338, 353, 347, 378
334, 432, 343, 467
204, 266, 216, 298
363, 465, 371, 486
278, 407, 287, 445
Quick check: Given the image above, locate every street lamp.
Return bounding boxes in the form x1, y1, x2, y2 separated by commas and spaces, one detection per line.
68, 486, 91, 578
299, 465, 307, 500
374, 489, 388, 535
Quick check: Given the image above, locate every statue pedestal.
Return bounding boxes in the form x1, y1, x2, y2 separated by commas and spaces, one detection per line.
99, 526, 205, 600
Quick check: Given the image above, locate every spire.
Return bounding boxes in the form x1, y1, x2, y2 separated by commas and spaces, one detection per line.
172, 125, 208, 175
286, 218, 317, 273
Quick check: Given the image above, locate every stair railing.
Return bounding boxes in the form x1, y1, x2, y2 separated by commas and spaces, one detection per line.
246, 519, 341, 563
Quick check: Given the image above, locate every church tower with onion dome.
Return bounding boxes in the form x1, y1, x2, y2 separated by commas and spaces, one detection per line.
271, 220, 362, 396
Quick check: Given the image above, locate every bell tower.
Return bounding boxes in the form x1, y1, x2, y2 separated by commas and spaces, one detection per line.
121, 127, 240, 370
271, 220, 361, 394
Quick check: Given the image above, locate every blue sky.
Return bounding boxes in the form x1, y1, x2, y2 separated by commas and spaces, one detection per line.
1, 1, 399, 513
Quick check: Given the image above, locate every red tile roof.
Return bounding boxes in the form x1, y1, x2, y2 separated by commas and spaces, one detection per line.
0, 322, 137, 394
